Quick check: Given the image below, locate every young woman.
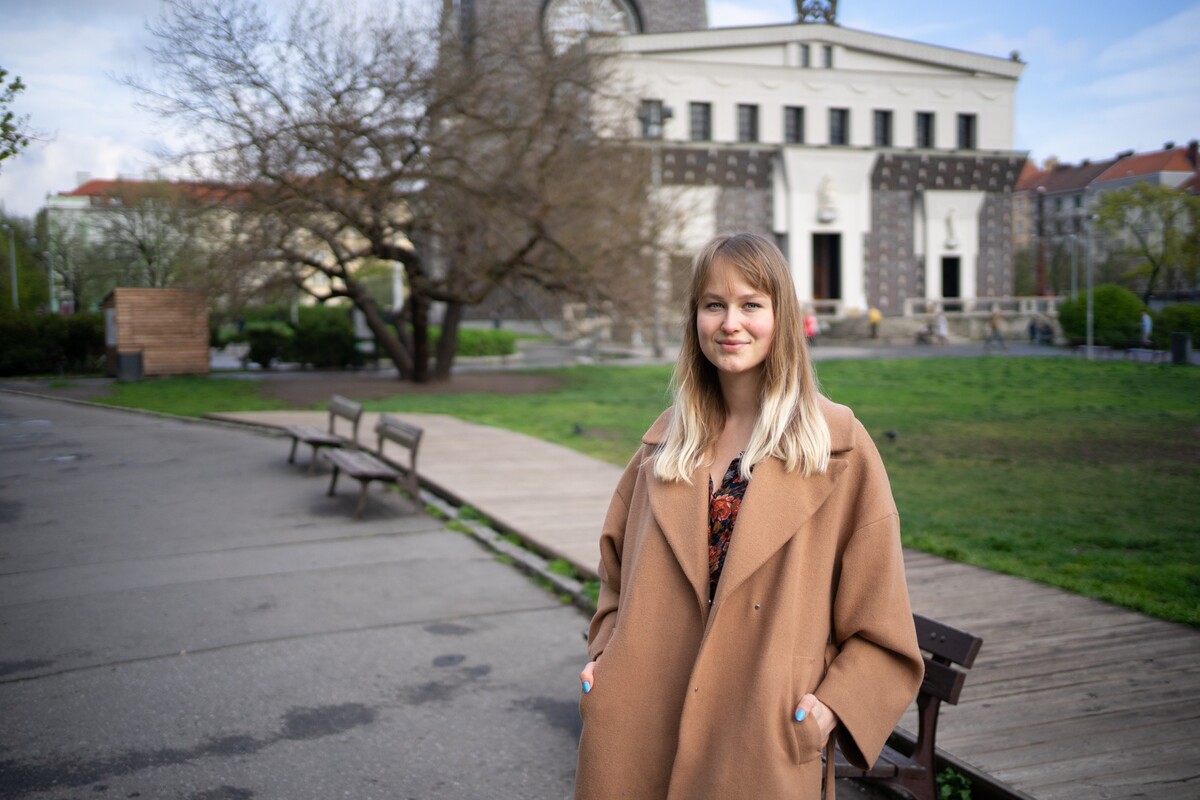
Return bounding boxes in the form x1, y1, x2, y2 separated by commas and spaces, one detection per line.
574, 233, 924, 799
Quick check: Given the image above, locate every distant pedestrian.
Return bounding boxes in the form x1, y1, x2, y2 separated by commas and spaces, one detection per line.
804, 308, 819, 346
1141, 310, 1152, 345
574, 233, 924, 800
984, 308, 1008, 352
868, 307, 882, 339
934, 311, 949, 345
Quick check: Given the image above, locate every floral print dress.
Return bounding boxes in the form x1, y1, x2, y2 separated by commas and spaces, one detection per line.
708, 454, 749, 601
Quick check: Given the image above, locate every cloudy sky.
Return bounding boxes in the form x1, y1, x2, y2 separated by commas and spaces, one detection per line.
1, 0, 1197, 218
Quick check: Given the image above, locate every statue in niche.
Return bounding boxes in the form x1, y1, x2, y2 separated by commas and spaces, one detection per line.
797, 0, 837, 23
945, 208, 959, 250
817, 175, 837, 223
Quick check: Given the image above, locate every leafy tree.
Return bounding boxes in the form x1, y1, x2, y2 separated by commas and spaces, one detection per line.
0, 68, 32, 170
1095, 182, 1200, 303
134, 0, 668, 382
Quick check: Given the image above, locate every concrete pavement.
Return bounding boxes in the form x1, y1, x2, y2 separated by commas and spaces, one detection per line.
0, 393, 589, 800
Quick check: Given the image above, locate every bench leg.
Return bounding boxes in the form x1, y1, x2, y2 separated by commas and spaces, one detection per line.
288, 437, 299, 464
307, 444, 319, 475
354, 480, 370, 520
327, 465, 341, 497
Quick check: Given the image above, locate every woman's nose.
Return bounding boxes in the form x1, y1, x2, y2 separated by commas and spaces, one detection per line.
721, 311, 741, 332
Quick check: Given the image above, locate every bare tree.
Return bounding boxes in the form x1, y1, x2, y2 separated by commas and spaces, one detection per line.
134, 0, 665, 381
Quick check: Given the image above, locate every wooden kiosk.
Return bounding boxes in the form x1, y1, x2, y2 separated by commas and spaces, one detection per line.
102, 288, 210, 379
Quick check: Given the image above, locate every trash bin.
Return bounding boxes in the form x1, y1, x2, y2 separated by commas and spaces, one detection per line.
1171, 332, 1192, 365
116, 351, 144, 381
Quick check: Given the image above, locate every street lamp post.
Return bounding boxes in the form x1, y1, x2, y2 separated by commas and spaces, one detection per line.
1069, 233, 1078, 299
2, 224, 16, 311
1085, 215, 1097, 361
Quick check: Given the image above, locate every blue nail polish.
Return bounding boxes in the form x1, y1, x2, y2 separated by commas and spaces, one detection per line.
583, 681, 591, 694
794, 709, 806, 722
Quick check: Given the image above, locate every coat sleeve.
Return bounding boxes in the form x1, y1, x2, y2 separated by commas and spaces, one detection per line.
814, 421, 925, 769
586, 447, 644, 661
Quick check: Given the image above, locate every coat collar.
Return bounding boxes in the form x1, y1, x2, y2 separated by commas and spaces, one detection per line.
642, 396, 856, 610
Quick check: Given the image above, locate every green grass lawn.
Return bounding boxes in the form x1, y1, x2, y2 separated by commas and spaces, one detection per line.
95, 376, 290, 417
93, 358, 1200, 626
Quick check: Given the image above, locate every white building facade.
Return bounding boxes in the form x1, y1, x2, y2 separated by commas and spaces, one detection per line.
609, 22, 1027, 317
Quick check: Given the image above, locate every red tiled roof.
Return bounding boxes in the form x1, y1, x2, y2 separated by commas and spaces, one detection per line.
58, 178, 250, 205
1095, 147, 1195, 182
1014, 160, 1045, 191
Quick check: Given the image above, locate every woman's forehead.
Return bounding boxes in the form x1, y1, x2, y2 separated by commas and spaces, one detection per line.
703, 258, 768, 296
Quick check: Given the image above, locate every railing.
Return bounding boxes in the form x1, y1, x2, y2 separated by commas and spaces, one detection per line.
901, 295, 1064, 317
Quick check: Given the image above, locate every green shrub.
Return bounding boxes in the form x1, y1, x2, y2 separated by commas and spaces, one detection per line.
1153, 304, 1200, 349
426, 326, 517, 357
289, 306, 359, 368
1058, 285, 1143, 346
0, 312, 104, 376
244, 321, 293, 368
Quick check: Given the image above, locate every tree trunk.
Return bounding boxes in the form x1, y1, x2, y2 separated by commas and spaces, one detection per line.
409, 294, 431, 383
433, 300, 464, 380
356, 295, 415, 378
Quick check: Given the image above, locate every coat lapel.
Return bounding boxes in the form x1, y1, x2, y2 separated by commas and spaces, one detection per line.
646, 465, 711, 610
712, 455, 849, 606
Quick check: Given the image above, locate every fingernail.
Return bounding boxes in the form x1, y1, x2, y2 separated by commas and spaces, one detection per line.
582, 681, 591, 694
794, 709, 806, 722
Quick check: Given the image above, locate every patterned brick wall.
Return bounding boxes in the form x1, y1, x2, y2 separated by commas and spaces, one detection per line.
866, 190, 919, 313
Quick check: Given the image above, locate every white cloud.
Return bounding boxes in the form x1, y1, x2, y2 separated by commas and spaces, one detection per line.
1095, 3, 1200, 67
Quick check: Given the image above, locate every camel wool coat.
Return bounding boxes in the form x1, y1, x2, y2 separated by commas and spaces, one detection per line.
574, 397, 924, 800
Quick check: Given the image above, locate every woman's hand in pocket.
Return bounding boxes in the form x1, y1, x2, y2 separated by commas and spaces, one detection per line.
794, 694, 838, 747
580, 660, 597, 694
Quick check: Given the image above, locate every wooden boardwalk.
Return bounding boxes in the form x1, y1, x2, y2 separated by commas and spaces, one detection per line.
217, 410, 1200, 800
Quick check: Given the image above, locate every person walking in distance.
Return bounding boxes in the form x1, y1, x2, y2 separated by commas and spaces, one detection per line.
574, 233, 924, 800
984, 307, 1008, 352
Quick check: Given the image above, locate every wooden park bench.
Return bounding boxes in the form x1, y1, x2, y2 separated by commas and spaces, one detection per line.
324, 414, 423, 519
283, 395, 363, 474
833, 613, 984, 800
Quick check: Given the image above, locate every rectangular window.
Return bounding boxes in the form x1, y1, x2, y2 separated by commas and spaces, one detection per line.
1073, 194, 1082, 209
829, 108, 849, 146
823, 44, 833, 68
784, 106, 805, 144
639, 99, 665, 139
737, 104, 759, 143
800, 44, 811, 68
957, 113, 977, 149
689, 102, 712, 141
873, 110, 893, 147
915, 112, 935, 148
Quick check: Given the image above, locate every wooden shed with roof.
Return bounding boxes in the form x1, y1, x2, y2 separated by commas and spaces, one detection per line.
101, 288, 209, 379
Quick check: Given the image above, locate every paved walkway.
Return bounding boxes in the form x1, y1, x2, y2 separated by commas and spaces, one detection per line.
212, 407, 1200, 800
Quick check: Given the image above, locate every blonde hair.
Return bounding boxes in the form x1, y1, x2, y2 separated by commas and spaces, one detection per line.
653, 232, 830, 482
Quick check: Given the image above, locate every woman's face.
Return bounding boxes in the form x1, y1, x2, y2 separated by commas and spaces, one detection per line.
696, 258, 775, 378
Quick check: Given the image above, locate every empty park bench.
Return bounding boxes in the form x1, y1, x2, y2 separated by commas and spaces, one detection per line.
833, 613, 983, 800
324, 414, 424, 519
283, 395, 364, 474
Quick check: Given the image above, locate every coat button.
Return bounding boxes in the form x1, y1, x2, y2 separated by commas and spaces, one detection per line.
754, 603, 761, 610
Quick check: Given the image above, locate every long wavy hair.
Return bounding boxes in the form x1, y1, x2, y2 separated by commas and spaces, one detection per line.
653, 232, 830, 482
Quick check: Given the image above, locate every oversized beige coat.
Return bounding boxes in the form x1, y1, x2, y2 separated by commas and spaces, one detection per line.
574, 397, 924, 799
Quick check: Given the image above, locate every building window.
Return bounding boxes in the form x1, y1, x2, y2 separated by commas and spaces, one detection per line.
1073, 194, 1083, 209
738, 104, 759, 143
957, 113, 977, 149
823, 45, 833, 68
784, 106, 805, 144
1054, 197, 1063, 213
689, 102, 712, 141
873, 110, 893, 147
916, 112, 935, 148
800, 44, 811, 67
829, 108, 849, 145
639, 99, 666, 139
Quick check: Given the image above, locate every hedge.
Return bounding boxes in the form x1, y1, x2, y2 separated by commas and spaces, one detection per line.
1152, 304, 1200, 349
1057, 285, 1143, 346
0, 313, 106, 376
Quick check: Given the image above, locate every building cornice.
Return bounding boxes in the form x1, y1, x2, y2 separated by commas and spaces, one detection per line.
614, 23, 1024, 80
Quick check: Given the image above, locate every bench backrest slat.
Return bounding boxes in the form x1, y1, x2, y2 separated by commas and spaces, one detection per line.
377, 414, 421, 448
914, 613, 982, 668
921, 657, 969, 705
327, 394, 365, 443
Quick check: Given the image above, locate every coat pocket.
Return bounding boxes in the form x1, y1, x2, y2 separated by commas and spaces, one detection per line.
787, 655, 823, 764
